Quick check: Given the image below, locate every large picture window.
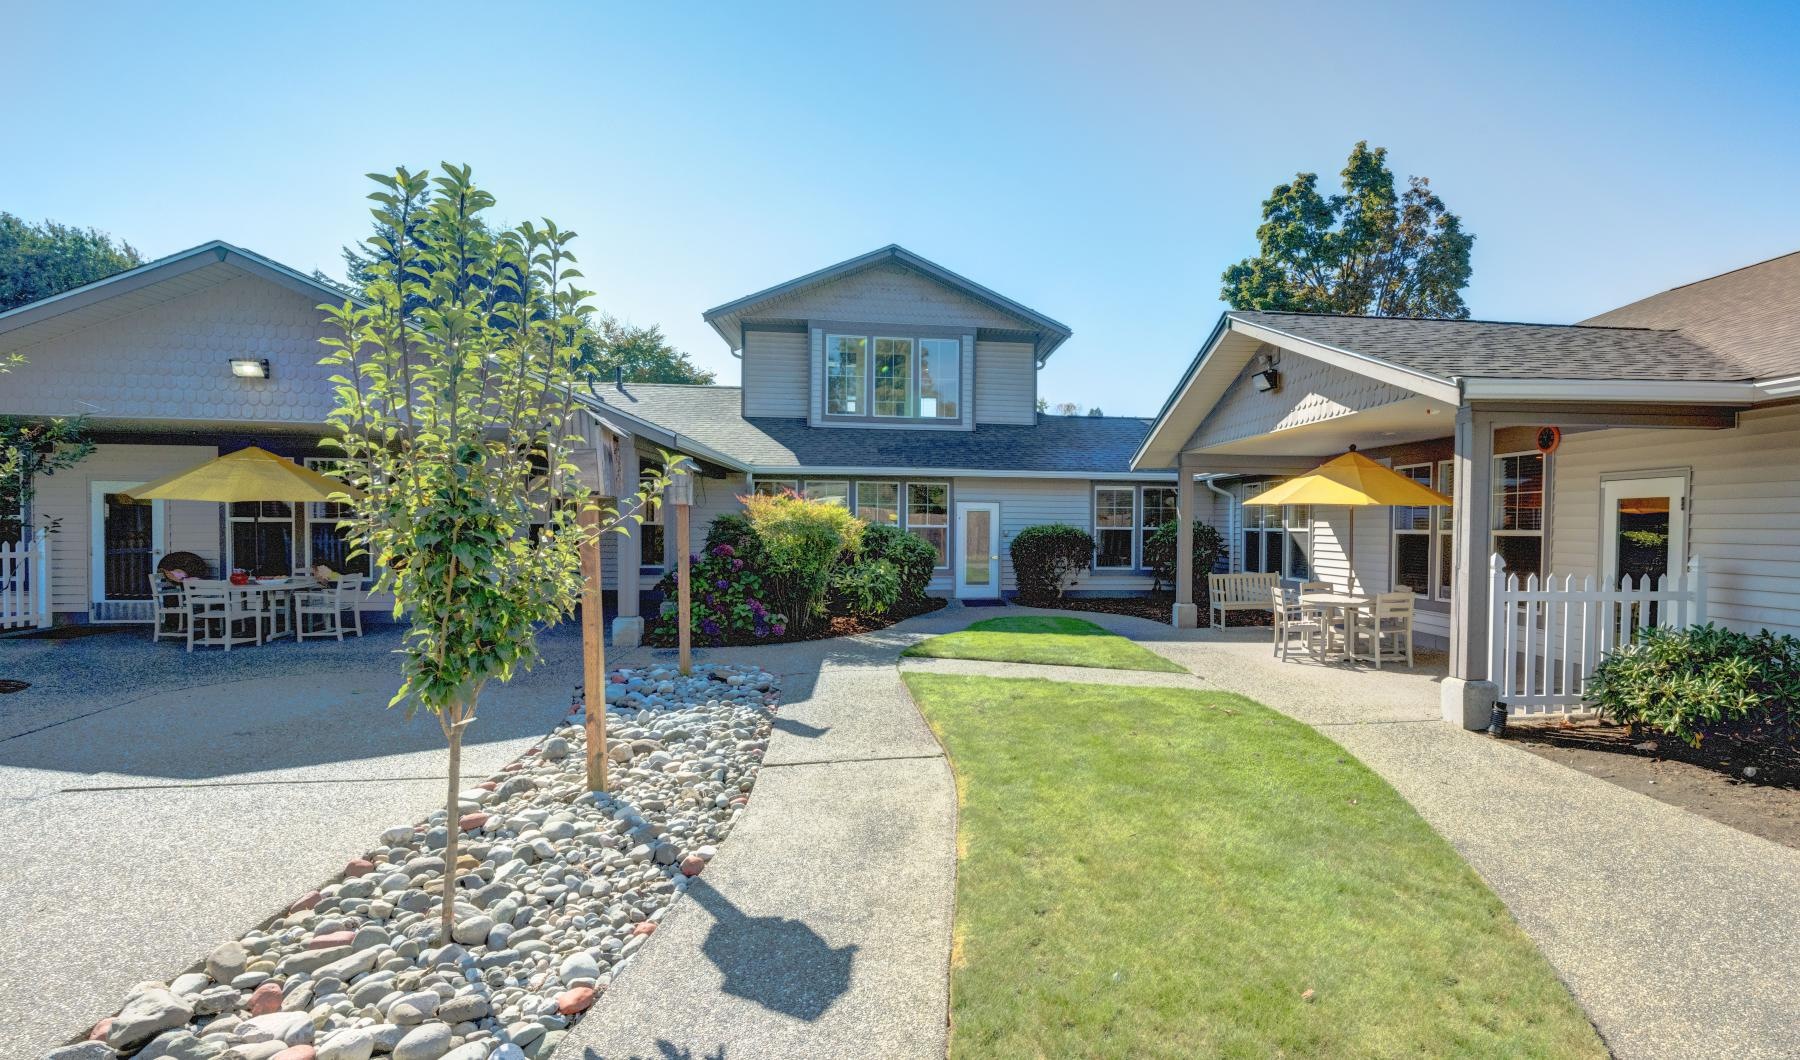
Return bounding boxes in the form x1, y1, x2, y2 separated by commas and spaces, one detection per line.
918, 338, 960, 419
874, 338, 915, 418
907, 483, 949, 567
855, 481, 899, 525
825, 335, 865, 415
1493, 451, 1547, 582
803, 480, 849, 506
753, 478, 799, 497
1392, 464, 1433, 595
1095, 487, 1136, 569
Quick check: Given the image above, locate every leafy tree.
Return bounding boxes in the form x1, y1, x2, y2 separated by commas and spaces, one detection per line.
318, 163, 680, 941
1087, 407, 1105, 417
0, 213, 142, 312
1053, 401, 1084, 416
579, 315, 716, 386
1221, 142, 1474, 319
1035, 398, 1049, 414
0, 417, 93, 542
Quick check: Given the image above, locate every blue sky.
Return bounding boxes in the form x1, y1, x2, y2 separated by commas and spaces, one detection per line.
6, 0, 1797, 415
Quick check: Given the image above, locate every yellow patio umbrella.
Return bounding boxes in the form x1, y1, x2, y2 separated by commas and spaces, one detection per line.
125, 447, 364, 576
125, 446, 364, 504
1241, 447, 1451, 591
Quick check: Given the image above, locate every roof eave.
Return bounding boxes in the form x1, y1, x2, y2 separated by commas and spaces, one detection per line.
1458, 377, 1762, 403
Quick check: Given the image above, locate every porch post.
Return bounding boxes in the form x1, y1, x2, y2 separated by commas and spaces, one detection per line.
610, 439, 644, 648
1172, 455, 1198, 628
1443, 406, 1498, 729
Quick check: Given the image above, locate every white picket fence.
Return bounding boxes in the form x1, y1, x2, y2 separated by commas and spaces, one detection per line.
1489, 553, 1706, 715
0, 537, 52, 631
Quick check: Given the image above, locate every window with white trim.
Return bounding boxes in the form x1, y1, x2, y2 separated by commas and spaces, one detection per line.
1436, 459, 1454, 601
1493, 451, 1547, 582
918, 338, 960, 418
640, 464, 665, 568
227, 500, 295, 577
1391, 464, 1433, 595
1141, 486, 1177, 538
825, 336, 866, 415
1285, 505, 1312, 580
873, 338, 915, 418
906, 482, 949, 567
1240, 483, 1285, 574
855, 481, 899, 526
1094, 487, 1136, 569
301, 458, 368, 576
752, 479, 799, 497
803, 480, 849, 506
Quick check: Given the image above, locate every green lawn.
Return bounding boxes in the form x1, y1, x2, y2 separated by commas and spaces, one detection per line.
904, 673, 1605, 1060
902, 615, 1186, 673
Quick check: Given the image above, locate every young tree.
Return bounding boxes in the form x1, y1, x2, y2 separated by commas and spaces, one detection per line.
1221, 142, 1475, 319
0, 213, 142, 312
318, 164, 677, 941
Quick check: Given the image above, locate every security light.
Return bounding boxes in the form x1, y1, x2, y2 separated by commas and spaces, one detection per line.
1254, 367, 1281, 393
230, 358, 271, 379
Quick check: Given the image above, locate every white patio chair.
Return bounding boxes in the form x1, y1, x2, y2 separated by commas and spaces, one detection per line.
184, 580, 259, 652
335, 574, 365, 638
150, 573, 187, 642
295, 578, 345, 641
1270, 586, 1324, 661
1350, 591, 1415, 669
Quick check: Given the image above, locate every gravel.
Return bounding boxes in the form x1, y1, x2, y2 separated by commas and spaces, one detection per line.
50, 663, 776, 1059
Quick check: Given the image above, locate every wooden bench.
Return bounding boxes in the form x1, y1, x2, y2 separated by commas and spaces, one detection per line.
1207, 572, 1281, 627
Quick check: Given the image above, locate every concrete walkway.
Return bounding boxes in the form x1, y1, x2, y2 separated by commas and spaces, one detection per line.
561, 607, 971, 1060
981, 607, 1800, 1060
0, 626, 578, 1056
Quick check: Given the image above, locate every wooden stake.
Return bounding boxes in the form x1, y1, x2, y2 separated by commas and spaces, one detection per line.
676, 500, 692, 676
578, 498, 608, 793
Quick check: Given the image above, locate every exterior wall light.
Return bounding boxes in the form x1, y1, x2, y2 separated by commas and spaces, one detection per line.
230, 358, 271, 379
1254, 367, 1281, 393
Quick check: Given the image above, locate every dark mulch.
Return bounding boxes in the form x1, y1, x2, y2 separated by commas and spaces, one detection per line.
647, 596, 949, 649
1510, 719, 1800, 850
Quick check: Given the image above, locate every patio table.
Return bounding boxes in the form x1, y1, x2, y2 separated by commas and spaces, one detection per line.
1299, 591, 1374, 662
221, 577, 316, 643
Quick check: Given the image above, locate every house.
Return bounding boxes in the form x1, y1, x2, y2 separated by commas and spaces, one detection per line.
0, 240, 1187, 635
1134, 250, 1800, 727
579, 243, 1183, 644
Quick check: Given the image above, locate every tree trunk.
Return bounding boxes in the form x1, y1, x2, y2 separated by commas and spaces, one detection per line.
440, 716, 463, 943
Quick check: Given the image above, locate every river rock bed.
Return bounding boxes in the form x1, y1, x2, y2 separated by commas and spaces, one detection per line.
50, 663, 777, 1060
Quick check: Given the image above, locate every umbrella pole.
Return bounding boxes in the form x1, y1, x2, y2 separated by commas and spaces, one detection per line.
1348, 507, 1355, 593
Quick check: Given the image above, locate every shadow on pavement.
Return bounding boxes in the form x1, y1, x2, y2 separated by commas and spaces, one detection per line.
689, 878, 857, 1021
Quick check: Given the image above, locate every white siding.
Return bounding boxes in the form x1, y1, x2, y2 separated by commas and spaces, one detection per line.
753, 262, 1029, 331
0, 274, 343, 426
952, 477, 1161, 594
1549, 404, 1800, 637
33, 443, 218, 615
1187, 350, 1421, 452
974, 340, 1036, 425
740, 331, 808, 418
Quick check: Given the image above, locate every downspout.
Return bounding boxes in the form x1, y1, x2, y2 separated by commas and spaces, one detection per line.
1204, 475, 1235, 575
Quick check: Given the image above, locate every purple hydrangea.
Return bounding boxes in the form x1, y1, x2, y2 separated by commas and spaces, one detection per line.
715, 578, 730, 590
771, 624, 787, 636
700, 618, 720, 636
713, 543, 736, 558
731, 559, 744, 571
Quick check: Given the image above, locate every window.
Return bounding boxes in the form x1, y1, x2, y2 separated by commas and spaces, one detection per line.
918, 338, 960, 419
753, 478, 799, 497
906, 483, 949, 567
1240, 483, 1286, 574
1285, 505, 1312, 580
228, 500, 294, 577
825, 335, 865, 415
1392, 464, 1433, 595
873, 338, 915, 417
302, 458, 368, 576
1493, 451, 1547, 582
1436, 459, 1455, 600
1142, 486, 1177, 535
1095, 487, 1136, 569
803, 480, 849, 506
855, 481, 899, 525
640, 467, 666, 567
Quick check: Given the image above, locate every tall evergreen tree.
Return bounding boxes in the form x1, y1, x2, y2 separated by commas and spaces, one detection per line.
0, 213, 142, 311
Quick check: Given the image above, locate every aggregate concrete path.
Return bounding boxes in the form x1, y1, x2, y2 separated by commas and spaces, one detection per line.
0, 625, 579, 1056
979, 607, 1800, 1060
559, 607, 971, 1060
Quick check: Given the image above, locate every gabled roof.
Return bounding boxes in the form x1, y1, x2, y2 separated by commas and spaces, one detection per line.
1580, 250, 1800, 379
0, 239, 360, 354
582, 382, 1169, 477
1229, 310, 1752, 383
701, 244, 1073, 362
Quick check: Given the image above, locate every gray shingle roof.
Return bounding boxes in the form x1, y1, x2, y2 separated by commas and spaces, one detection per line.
1580, 251, 1800, 379
583, 383, 1164, 474
1230, 310, 1755, 382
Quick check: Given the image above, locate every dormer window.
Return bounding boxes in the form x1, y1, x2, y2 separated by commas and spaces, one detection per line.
824, 330, 961, 421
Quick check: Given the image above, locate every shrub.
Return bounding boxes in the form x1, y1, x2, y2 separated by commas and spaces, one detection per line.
860, 523, 937, 605
648, 513, 789, 646
1586, 623, 1800, 747
1010, 523, 1095, 604
831, 558, 901, 616
1144, 519, 1229, 598
741, 492, 863, 634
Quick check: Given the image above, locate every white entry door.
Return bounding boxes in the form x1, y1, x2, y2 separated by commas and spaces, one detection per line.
955, 502, 1001, 599
1600, 475, 1688, 590
89, 480, 164, 622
